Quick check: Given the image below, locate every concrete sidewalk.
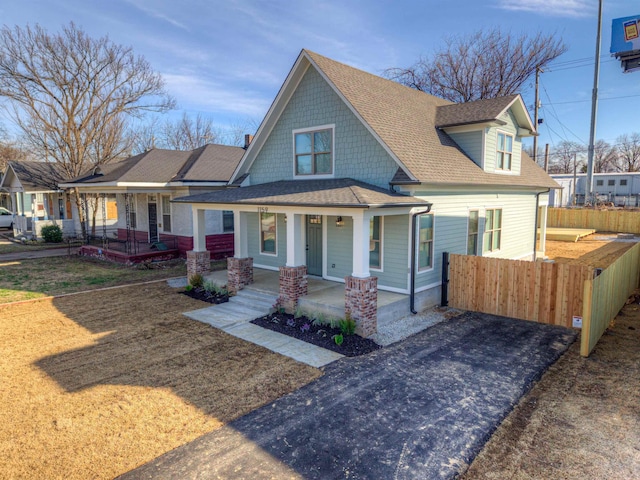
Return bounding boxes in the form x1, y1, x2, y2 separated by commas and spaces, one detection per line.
120, 312, 576, 480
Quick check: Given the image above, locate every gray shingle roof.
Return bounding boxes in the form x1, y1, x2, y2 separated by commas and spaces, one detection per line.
305, 50, 558, 189
7, 161, 67, 191
174, 178, 430, 208
434, 95, 518, 128
67, 144, 244, 185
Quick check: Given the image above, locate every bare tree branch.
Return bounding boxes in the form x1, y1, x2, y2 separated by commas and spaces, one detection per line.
386, 29, 567, 103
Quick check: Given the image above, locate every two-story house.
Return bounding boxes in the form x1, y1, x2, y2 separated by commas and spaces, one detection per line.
176, 50, 558, 337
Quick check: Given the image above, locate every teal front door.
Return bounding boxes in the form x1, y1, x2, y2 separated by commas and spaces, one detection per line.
306, 215, 323, 276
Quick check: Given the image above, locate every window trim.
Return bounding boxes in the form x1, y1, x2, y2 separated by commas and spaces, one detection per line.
160, 194, 172, 233
292, 124, 335, 179
259, 212, 277, 256
369, 216, 383, 271
467, 209, 480, 256
495, 130, 514, 171
417, 212, 435, 273
483, 208, 503, 254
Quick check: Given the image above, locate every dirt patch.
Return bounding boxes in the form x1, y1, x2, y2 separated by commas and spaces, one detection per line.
545, 234, 636, 268
0, 283, 320, 479
462, 290, 640, 479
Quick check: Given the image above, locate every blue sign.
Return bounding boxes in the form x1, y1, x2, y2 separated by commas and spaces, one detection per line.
611, 15, 640, 55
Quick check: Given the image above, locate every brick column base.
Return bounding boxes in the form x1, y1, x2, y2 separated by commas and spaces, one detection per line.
186, 250, 211, 280
345, 276, 378, 337
227, 257, 253, 294
279, 265, 308, 313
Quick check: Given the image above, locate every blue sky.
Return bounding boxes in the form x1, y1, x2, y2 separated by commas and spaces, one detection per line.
1, 0, 639, 155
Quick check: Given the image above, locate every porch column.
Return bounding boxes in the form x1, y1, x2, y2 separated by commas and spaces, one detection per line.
186, 207, 210, 280
351, 211, 370, 278
345, 210, 378, 337
279, 213, 307, 313
228, 211, 252, 293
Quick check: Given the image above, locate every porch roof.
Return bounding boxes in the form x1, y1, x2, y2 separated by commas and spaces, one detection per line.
173, 178, 430, 209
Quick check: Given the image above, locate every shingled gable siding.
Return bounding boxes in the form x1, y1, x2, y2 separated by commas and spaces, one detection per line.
247, 212, 287, 269
412, 191, 537, 290
484, 110, 522, 175
249, 67, 399, 189
448, 130, 483, 168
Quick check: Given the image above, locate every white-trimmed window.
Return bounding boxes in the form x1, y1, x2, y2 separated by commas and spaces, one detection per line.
496, 132, 513, 170
418, 213, 434, 271
620, 179, 628, 186
483, 208, 502, 253
294, 126, 333, 176
608, 179, 615, 186
223, 210, 234, 233
596, 179, 604, 186
161, 195, 172, 232
467, 210, 479, 255
260, 212, 276, 254
369, 216, 382, 270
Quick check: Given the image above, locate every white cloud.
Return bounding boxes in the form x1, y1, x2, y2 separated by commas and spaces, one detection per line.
161, 72, 270, 118
123, 0, 190, 31
496, 0, 596, 18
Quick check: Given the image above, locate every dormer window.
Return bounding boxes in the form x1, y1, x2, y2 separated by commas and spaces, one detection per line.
293, 125, 334, 177
496, 132, 513, 171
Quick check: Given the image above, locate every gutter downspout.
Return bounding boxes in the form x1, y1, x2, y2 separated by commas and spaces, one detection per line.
533, 189, 550, 262
410, 205, 432, 314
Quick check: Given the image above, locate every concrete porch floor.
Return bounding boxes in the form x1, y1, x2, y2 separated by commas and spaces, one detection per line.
204, 267, 413, 325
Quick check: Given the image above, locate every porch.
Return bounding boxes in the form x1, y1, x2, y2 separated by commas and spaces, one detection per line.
78, 235, 180, 264
204, 267, 413, 328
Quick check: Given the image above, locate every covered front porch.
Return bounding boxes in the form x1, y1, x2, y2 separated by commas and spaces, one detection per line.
203, 267, 411, 328
177, 178, 432, 337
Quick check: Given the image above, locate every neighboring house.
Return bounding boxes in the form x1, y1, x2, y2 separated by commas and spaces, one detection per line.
550, 172, 640, 207
0, 161, 80, 238
175, 49, 559, 336
61, 143, 245, 258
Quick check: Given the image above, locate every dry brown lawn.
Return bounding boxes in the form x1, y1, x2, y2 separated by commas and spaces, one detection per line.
0, 282, 321, 479
463, 290, 640, 479
545, 234, 636, 268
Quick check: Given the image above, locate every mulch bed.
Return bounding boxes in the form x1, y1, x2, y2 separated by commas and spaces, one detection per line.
181, 287, 229, 304
251, 312, 381, 357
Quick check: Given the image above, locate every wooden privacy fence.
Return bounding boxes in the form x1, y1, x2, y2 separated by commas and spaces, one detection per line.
548, 207, 640, 235
581, 242, 640, 356
448, 254, 593, 328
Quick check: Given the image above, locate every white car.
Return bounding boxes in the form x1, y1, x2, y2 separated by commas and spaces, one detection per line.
0, 207, 14, 229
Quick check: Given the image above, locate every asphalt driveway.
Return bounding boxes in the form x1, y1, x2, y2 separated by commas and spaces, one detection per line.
121, 312, 576, 479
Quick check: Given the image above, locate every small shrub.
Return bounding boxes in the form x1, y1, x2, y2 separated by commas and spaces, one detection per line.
185, 284, 193, 292
339, 315, 357, 336
189, 273, 204, 288
41, 224, 63, 243
333, 334, 344, 346
294, 306, 305, 319
203, 280, 216, 292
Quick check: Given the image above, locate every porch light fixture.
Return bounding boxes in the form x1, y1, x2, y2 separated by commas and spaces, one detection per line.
336, 216, 344, 227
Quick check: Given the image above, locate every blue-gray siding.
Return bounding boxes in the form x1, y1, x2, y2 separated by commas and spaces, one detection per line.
249, 67, 400, 189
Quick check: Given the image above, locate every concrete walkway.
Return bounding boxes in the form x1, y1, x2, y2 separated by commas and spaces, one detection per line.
182, 289, 344, 368
120, 312, 577, 480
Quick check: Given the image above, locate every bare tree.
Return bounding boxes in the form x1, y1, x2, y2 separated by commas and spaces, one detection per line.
616, 133, 640, 172
386, 29, 567, 103
548, 141, 583, 174
0, 123, 28, 172
0, 22, 175, 236
592, 139, 618, 173
162, 112, 222, 150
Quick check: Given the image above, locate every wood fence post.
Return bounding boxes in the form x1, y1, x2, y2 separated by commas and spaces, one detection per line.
581, 277, 593, 357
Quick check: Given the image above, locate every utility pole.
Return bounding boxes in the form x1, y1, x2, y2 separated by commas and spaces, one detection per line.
544, 143, 550, 172
586, 0, 603, 206
533, 67, 541, 163
573, 153, 577, 206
